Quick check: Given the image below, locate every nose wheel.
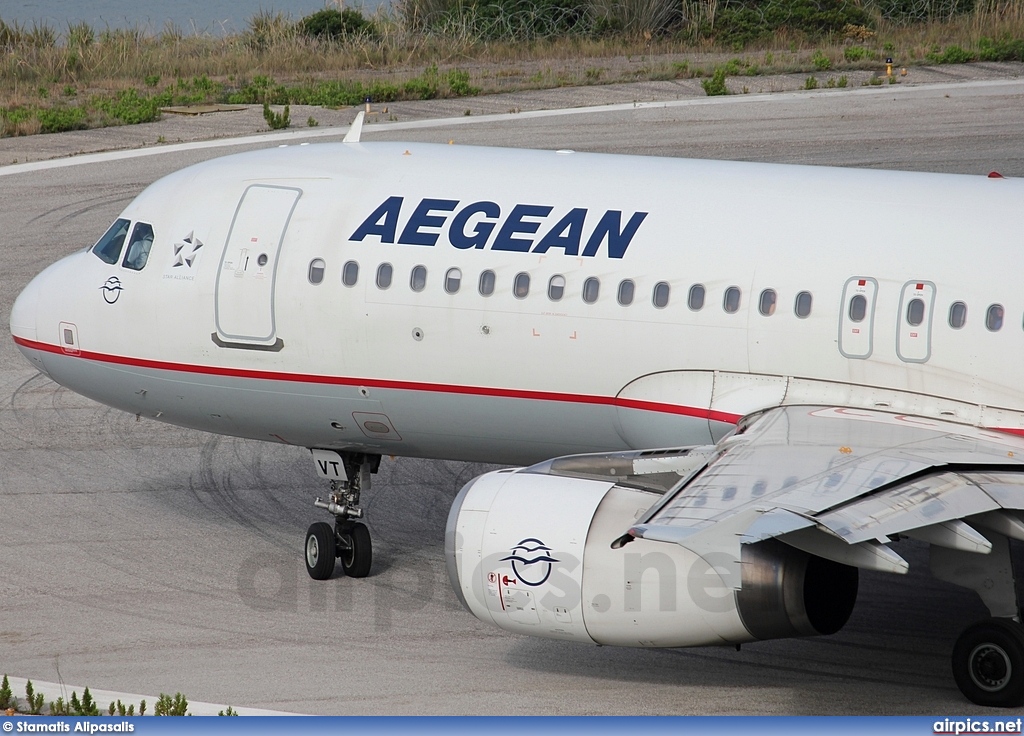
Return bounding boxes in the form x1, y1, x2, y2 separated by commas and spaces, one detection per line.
305, 522, 335, 580
305, 450, 379, 580
304, 519, 373, 580
337, 521, 372, 577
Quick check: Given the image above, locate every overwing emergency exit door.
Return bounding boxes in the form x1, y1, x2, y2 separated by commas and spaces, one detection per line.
896, 280, 936, 363
838, 277, 878, 360
215, 185, 301, 347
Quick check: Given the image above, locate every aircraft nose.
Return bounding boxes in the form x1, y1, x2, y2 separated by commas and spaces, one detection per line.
10, 270, 41, 343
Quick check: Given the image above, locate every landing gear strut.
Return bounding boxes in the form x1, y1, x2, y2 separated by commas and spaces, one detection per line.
304, 450, 379, 580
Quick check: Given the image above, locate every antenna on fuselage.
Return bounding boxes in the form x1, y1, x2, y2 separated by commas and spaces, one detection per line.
343, 111, 365, 143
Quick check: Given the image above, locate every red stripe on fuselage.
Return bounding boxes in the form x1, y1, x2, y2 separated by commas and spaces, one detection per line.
12, 336, 742, 425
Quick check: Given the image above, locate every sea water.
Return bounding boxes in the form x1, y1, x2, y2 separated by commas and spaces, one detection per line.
0, 0, 384, 35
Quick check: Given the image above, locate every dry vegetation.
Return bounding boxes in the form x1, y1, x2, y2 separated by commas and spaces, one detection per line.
1, 0, 1022, 136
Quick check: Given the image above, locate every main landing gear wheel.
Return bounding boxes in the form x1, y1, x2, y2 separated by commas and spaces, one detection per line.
338, 522, 372, 578
305, 522, 336, 580
952, 618, 1024, 707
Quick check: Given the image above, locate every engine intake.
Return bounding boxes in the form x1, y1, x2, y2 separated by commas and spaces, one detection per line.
446, 462, 858, 648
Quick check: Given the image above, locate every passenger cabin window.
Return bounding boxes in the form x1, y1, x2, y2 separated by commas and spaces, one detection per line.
795, 291, 813, 318
688, 284, 705, 311
410, 265, 427, 292
723, 286, 741, 314
308, 258, 325, 285
986, 304, 1004, 332
849, 294, 867, 322
92, 218, 131, 265
479, 270, 495, 296
582, 277, 600, 304
376, 263, 393, 289
445, 268, 462, 294
548, 275, 566, 301
513, 272, 530, 299
949, 301, 967, 329
121, 222, 154, 271
342, 260, 359, 287
653, 282, 670, 308
617, 280, 635, 306
758, 289, 777, 316
906, 298, 925, 327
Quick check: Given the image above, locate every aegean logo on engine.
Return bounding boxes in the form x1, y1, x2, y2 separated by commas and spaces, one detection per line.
501, 538, 560, 586
349, 196, 648, 259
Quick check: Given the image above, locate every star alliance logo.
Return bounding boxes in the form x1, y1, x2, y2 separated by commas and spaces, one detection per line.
100, 276, 123, 304
172, 231, 203, 268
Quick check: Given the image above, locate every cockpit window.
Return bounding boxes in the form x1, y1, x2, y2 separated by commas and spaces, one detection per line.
92, 218, 131, 264
121, 222, 154, 271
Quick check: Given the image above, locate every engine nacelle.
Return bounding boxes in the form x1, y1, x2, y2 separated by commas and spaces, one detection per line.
445, 467, 857, 647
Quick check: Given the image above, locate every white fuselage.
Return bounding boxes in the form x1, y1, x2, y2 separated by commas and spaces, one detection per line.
10, 141, 1024, 464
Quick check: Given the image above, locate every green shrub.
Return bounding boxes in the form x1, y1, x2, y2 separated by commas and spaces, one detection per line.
804, 75, 819, 89
812, 49, 831, 69
978, 36, 1024, 61
263, 102, 290, 129
96, 89, 161, 125
153, 692, 189, 716
844, 45, 869, 61
446, 68, 477, 96
25, 680, 44, 715
37, 105, 88, 133
0, 675, 13, 710
713, 0, 872, 48
299, 8, 377, 40
701, 66, 729, 95
926, 44, 975, 63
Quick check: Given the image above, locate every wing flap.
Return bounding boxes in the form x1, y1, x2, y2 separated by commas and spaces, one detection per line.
814, 471, 1000, 545
629, 406, 1024, 574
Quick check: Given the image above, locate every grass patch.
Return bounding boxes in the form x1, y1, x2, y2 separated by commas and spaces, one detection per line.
0, 1, 1022, 137
229, 66, 479, 107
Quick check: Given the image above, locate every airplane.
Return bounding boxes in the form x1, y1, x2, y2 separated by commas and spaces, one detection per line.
10, 112, 1024, 707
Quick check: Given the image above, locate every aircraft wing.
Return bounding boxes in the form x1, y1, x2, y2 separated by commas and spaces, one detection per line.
629, 405, 1024, 586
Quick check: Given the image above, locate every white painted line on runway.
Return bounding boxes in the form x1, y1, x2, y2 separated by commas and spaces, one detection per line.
3, 676, 300, 716
1, 77, 1021, 178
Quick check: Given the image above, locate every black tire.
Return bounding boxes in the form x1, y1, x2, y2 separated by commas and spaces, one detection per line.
338, 522, 372, 578
952, 618, 1024, 707
305, 522, 336, 580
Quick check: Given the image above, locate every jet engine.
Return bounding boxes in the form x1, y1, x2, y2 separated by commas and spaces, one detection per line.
445, 455, 858, 648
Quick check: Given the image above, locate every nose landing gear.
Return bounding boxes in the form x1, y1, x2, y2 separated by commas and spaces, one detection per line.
304, 450, 379, 580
